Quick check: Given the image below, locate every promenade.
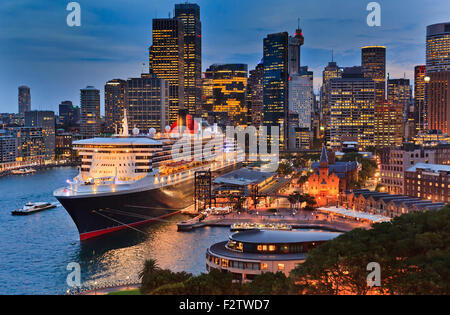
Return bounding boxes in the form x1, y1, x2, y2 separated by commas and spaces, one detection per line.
177, 208, 371, 232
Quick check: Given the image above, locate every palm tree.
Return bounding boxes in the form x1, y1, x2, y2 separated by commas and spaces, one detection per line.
139, 259, 159, 280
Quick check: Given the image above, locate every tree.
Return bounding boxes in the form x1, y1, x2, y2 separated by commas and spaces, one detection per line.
139, 259, 191, 294
245, 272, 293, 295
291, 206, 450, 295
277, 161, 293, 176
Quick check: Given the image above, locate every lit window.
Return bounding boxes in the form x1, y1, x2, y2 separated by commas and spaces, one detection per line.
261, 263, 268, 271
277, 264, 285, 271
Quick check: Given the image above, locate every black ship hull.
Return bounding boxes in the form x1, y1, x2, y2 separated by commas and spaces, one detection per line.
56, 165, 237, 240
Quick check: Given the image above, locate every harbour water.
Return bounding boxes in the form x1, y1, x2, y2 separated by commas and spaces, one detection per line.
0, 167, 231, 295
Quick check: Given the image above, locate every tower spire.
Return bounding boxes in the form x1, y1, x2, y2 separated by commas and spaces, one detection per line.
320, 145, 329, 167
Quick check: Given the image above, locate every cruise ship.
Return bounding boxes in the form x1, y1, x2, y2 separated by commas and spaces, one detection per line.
54, 111, 241, 240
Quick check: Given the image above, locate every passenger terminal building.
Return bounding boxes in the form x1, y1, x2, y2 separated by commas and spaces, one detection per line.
206, 230, 340, 282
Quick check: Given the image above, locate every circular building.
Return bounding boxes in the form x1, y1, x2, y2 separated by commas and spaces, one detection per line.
206, 229, 340, 282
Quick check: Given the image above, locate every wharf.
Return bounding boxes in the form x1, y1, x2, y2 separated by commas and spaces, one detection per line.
177, 211, 369, 232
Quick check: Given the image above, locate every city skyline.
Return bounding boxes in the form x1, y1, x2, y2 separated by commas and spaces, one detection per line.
1, 0, 449, 113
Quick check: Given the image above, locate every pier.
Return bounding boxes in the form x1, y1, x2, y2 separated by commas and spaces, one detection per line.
177, 210, 371, 232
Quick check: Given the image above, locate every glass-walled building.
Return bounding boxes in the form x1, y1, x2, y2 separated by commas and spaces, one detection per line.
149, 18, 185, 124
175, 3, 202, 117
426, 23, 450, 73
207, 64, 248, 127
263, 32, 289, 150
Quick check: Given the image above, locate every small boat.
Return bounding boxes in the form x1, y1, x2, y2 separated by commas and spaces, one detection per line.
11, 168, 36, 175
11, 202, 57, 216
230, 222, 292, 232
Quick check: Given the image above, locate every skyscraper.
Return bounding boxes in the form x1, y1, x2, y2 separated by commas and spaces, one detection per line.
175, 3, 202, 117
329, 67, 376, 150
321, 60, 342, 144
149, 18, 185, 124
80, 86, 101, 138
387, 78, 411, 116
24, 110, 55, 159
59, 101, 79, 127
426, 23, 450, 73
427, 71, 450, 134
201, 69, 215, 120
374, 100, 403, 148
207, 64, 248, 126
105, 79, 127, 134
127, 73, 169, 133
414, 65, 426, 132
18, 86, 31, 114
247, 61, 264, 126
263, 32, 291, 150
362, 46, 386, 102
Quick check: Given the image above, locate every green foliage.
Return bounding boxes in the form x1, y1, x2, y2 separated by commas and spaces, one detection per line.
245, 272, 293, 295
277, 161, 293, 176
291, 206, 450, 295
341, 152, 377, 188
139, 259, 192, 294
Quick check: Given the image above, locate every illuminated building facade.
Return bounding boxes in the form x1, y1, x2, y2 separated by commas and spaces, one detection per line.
362, 46, 386, 102
375, 100, 403, 147
25, 111, 55, 160
126, 73, 169, 133
80, 86, 101, 139
201, 69, 214, 120
306, 146, 358, 207
387, 78, 411, 117
0, 134, 16, 163
289, 127, 312, 151
405, 163, 450, 204
175, 3, 202, 117
413, 130, 450, 147
55, 131, 73, 160
149, 18, 185, 124
414, 65, 427, 132
427, 71, 450, 134
18, 86, 31, 114
5, 127, 45, 163
329, 68, 376, 150
380, 144, 436, 195
105, 79, 127, 134
321, 61, 342, 144
263, 32, 289, 150
247, 62, 264, 127
426, 23, 450, 73
208, 64, 248, 126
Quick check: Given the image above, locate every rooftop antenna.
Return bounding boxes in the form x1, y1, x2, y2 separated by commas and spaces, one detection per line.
141, 62, 146, 74
298, 17, 300, 29
331, 49, 334, 62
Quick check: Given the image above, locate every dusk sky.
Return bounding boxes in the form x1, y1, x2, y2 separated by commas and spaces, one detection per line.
0, 0, 449, 114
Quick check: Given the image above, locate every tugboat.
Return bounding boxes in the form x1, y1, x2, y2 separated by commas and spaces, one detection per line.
11, 202, 57, 216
